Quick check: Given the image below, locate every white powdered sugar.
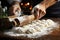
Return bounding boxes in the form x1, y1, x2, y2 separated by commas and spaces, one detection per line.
4, 19, 59, 38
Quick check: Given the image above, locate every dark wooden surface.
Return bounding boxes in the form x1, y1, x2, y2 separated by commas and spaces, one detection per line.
0, 18, 60, 40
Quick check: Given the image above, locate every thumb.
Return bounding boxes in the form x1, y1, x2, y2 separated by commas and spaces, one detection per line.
31, 8, 35, 15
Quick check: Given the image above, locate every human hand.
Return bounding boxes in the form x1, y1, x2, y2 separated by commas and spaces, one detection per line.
9, 2, 21, 16
31, 4, 46, 19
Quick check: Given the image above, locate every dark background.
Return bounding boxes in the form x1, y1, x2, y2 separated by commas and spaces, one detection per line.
0, 0, 60, 17
0, 0, 43, 7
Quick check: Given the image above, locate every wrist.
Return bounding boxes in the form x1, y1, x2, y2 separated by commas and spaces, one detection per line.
34, 4, 46, 10
39, 1, 47, 9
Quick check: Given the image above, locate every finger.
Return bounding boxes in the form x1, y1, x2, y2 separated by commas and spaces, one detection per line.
17, 7, 21, 10
34, 9, 37, 19
40, 11, 44, 19
31, 8, 40, 19
39, 11, 46, 19
42, 11, 46, 17
39, 10, 42, 19
35, 8, 40, 19
31, 8, 35, 15
13, 7, 17, 12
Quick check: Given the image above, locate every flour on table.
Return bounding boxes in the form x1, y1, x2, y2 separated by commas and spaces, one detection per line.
4, 19, 59, 38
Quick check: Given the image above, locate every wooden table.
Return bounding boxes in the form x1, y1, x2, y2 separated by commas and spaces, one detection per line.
0, 18, 60, 40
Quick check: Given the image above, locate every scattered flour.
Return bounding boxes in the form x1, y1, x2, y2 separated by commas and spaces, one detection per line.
4, 19, 59, 38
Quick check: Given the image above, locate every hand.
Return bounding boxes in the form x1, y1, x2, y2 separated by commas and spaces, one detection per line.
9, 2, 21, 16
31, 4, 46, 19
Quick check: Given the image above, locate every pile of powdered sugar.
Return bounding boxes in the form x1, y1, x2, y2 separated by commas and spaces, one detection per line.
4, 19, 59, 38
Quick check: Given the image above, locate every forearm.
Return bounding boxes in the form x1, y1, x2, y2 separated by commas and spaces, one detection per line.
40, 0, 58, 9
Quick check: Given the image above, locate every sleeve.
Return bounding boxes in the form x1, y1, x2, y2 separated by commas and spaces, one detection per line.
7, 0, 22, 4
